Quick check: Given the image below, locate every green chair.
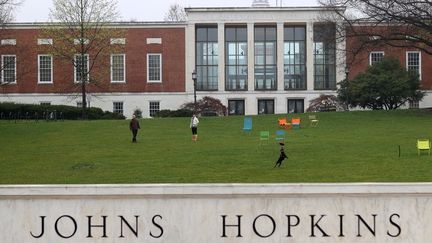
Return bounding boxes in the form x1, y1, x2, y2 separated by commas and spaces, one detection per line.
417, 139, 431, 155
259, 131, 270, 144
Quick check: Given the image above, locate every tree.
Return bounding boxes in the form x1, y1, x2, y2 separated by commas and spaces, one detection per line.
43, 0, 123, 118
181, 96, 227, 116
0, 0, 20, 26
320, 0, 432, 57
337, 56, 424, 110
164, 4, 186, 22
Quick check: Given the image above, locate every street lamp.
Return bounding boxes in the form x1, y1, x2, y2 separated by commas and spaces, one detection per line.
192, 70, 197, 112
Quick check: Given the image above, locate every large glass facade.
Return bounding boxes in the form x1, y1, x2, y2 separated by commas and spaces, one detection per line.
313, 24, 336, 90
196, 26, 218, 91
284, 26, 306, 90
254, 26, 277, 90
225, 26, 248, 91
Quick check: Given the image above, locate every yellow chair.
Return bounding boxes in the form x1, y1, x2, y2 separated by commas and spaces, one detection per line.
417, 139, 431, 155
309, 115, 319, 127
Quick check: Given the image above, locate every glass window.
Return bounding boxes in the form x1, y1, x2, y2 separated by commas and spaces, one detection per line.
406, 51, 421, 79
228, 100, 245, 115
1, 55, 16, 83
113, 102, 123, 115
284, 26, 306, 90
255, 26, 277, 90
287, 99, 304, 113
147, 54, 162, 82
369, 52, 384, 65
314, 24, 336, 90
196, 26, 218, 91
225, 26, 248, 91
74, 54, 89, 83
149, 101, 160, 117
38, 55, 52, 83
258, 99, 275, 114
111, 54, 125, 82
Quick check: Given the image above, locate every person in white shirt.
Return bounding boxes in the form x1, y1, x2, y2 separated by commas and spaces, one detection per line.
190, 114, 199, 141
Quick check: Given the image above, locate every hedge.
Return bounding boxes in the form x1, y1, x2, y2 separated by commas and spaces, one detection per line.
0, 102, 125, 120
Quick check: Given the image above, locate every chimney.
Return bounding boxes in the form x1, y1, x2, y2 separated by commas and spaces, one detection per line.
252, 0, 270, 7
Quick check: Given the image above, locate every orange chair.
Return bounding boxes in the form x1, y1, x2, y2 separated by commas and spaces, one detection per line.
292, 118, 301, 129
278, 118, 287, 127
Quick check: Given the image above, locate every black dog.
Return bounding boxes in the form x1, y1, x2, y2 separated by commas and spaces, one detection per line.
274, 142, 288, 168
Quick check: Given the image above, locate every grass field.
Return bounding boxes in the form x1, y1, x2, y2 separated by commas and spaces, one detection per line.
1, 109, 432, 184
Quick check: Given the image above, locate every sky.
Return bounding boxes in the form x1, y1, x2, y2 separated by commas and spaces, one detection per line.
13, 0, 320, 22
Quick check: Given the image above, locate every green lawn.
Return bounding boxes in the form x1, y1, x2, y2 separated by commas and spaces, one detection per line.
1, 109, 432, 184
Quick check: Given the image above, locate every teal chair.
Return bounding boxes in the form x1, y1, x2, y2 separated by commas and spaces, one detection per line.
243, 117, 252, 133
275, 130, 285, 141
260, 131, 270, 144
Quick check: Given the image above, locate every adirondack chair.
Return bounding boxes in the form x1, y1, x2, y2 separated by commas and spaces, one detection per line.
243, 117, 252, 133
292, 118, 301, 129
309, 115, 319, 127
275, 130, 285, 141
259, 131, 270, 144
417, 139, 431, 155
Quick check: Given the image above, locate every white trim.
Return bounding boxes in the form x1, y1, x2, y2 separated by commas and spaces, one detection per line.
74, 54, 90, 83
110, 54, 126, 83
369, 51, 384, 66
37, 54, 53, 84
406, 51, 422, 80
1, 55, 17, 84
1, 39, 16, 45
146, 38, 162, 44
147, 53, 162, 83
74, 38, 89, 45
37, 38, 53, 45
110, 38, 126, 45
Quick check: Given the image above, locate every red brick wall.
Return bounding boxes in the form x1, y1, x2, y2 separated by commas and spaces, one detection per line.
346, 27, 432, 90
0, 26, 185, 93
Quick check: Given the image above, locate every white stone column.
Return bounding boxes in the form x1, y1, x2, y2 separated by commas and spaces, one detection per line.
335, 21, 346, 89
247, 23, 255, 92
306, 22, 314, 91
277, 22, 284, 92
185, 24, 195, 94
218, 23, 225, 91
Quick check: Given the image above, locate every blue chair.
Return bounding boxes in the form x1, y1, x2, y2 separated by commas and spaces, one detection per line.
275, 130, 285, 141
243, 117, 252, 133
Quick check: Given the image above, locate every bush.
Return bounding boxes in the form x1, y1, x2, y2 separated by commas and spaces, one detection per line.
306, 95, 347, 112
133, 108, 143, 118
154, 109, 193, 118
181, 96, 227, 116
0, 102, 125, 120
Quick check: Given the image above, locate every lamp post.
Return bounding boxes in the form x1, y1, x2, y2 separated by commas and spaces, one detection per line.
192, 70, 197, 112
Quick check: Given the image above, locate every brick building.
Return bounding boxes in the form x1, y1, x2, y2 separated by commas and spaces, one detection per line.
0, 6, 430, 117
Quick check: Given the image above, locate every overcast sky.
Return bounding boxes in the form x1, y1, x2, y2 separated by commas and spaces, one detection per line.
14, 0, 320, 22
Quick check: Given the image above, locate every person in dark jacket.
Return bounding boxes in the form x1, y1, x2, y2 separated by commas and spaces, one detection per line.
274, 142, 288, 168
129, 115, 140, 143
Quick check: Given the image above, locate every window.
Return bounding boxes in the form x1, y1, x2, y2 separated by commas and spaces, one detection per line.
149, 101, 160, 117
77, 101, 82, 108
113, 102, 124, 115
284, 26, 306, 90
287, 99, 304, 113
409, 100, 419, 109
406, 51, 421, 79
74, 54, 89, 83
369, 52, 384, 65
40, 102, 51, 106
314, 24, 336, 90
38, 55, 53, 84
111, 54, 126, 83
1, 55, 16, 84
258, 99, 275, 114
255, 26, 277, 90
147, 54, 162, 83
225, 26, 248, 91
196, 26, 218, 90
228, 100, 245, 115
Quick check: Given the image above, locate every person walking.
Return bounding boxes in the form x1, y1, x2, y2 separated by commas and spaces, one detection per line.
274, 142, 288, 168
190, 114, 199, 141
129, 114, 140, 143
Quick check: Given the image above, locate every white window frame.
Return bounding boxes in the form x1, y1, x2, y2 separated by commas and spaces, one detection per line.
406, 51, 422, 80
74, 54, 90, 83
369, 51, 385, 66
147, 53, 162, 83
113, 101, 124, 115
110, 54, 126, 83
1, 55, 17, 84
149, 101, 161, 117
38, 54, 53, 84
